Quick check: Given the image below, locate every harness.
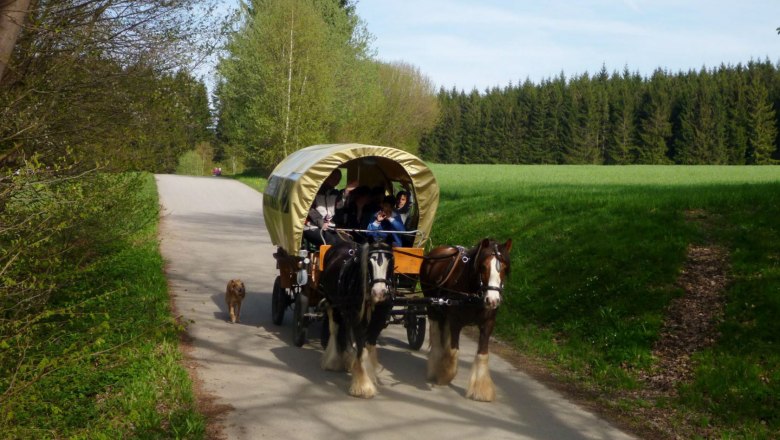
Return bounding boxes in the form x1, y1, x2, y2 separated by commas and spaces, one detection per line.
424, 242, 507, 307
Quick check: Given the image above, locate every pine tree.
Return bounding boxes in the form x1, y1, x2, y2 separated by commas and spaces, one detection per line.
607, 70, 638, 164
746, 70, 778, 164
564, 73, 600, 164
675, 71, 727, 164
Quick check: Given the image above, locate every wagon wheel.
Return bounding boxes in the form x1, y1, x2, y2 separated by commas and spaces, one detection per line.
405, 306, 426, 351
292, 292, 308, 347
271, 276, 286, 325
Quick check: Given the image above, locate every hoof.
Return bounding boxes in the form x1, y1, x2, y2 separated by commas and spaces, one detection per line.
466, 353, 495, 402
349, 380, 376, 399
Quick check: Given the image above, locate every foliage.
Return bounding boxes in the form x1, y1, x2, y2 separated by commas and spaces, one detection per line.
0, 172, 205, 438
0, 0, 218, 173
215, 0, 439, 169
420, 61, 780, 165
216, 0, 338, 167
177, 142, 221, 176
429, 164, 780, 437
372, 61, 439, 154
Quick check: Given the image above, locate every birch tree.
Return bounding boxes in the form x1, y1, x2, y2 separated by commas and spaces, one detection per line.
218, 0, 335, 168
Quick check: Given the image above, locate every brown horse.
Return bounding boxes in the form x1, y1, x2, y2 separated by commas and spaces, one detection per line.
419, 238, 512, 401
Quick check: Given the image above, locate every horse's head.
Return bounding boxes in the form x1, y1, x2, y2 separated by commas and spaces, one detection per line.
474, 238, 512, 309
363, 241, 394, 305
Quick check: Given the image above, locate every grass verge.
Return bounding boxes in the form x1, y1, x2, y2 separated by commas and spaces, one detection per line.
0, 173, 205, 439
231, 171, 267, 193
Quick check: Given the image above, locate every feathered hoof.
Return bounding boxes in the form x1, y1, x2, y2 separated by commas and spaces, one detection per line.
434, 348, 459, 385
466, 381, 496, 402
466, 354, 495, 402
321, 340, 344, 371
366, 344, 383, 378
349, 372, 377, 398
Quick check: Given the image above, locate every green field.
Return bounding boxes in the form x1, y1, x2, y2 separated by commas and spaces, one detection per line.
429, 164, 780, 438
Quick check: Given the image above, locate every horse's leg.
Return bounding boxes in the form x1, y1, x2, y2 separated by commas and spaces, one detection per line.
348, 331, 377, 398
235, 300, 241, 323
437, 316, 460, 385
428, 314, 459, 385
365, 302, 391, 379
426, 316, 443, 381
466, 317, 496, 402
321, 307, 345, 371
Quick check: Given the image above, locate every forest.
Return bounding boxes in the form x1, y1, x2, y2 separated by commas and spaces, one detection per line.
420, 61, 780, 165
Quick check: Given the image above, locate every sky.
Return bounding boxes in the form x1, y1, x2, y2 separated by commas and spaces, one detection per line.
352, 0, 780, 91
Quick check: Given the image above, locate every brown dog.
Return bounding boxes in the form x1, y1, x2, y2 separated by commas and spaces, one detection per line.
225, 279, 246, 323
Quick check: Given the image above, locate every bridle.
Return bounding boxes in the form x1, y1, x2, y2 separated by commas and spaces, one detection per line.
477, 242, 507, 297
366, 247, 394, 288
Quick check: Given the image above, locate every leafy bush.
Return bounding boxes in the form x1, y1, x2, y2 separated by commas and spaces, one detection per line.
0, 165, 204, 438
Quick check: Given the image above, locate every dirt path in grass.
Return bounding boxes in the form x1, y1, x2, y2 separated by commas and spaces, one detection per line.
155, 174, 636, 440
620, 209, 731, 438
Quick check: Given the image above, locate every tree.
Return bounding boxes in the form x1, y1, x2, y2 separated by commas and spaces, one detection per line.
218, 0, 336, 167
746, 71, 778, 164
217, 0, 415, 168
674, 70, 727, 164
636, 69, 673, 163
0, 0, 31, 81
373, 61, 439, 153
1, 0, 219, 170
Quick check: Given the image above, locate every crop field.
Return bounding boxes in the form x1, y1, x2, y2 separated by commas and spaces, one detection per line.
429, 164, 780, 438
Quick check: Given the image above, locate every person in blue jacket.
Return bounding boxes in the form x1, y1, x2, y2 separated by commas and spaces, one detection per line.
367, 201, 406, 247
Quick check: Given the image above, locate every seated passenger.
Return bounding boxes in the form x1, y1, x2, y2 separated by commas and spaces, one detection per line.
342, 186, 374, 232
367, 201, 406, 247
394, 190, 412, 225
303, 169, 355, 247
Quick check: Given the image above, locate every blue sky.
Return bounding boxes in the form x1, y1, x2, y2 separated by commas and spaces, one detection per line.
353, 0, 780, 91
209, 1, 780, 92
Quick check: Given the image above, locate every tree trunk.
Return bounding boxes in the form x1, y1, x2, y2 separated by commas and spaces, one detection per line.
0, 0, 31, 83
282, 6, 294, 157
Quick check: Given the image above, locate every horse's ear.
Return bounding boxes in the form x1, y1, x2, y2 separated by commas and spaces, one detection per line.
481, 238, 491, 248
502, 239, 512, 254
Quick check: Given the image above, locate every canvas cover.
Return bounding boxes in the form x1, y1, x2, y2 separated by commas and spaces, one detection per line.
263, 144, 439, 252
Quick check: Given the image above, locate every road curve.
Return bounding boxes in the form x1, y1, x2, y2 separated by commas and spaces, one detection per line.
155, 174, 635, 440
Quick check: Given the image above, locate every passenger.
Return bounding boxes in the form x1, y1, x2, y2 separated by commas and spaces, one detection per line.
303, 169, 355, 247
394, 190, 412, 225
367, 201, 406, 247
342, 186, 374, 231
369, 186, 385, 212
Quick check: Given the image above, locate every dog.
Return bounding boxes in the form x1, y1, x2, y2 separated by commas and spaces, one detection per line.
225, 279, 246, 323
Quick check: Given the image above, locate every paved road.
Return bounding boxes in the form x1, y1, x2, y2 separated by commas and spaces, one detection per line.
155, 174, 635, 440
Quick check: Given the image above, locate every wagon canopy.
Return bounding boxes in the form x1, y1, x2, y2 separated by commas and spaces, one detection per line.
263, 143, 439, 253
